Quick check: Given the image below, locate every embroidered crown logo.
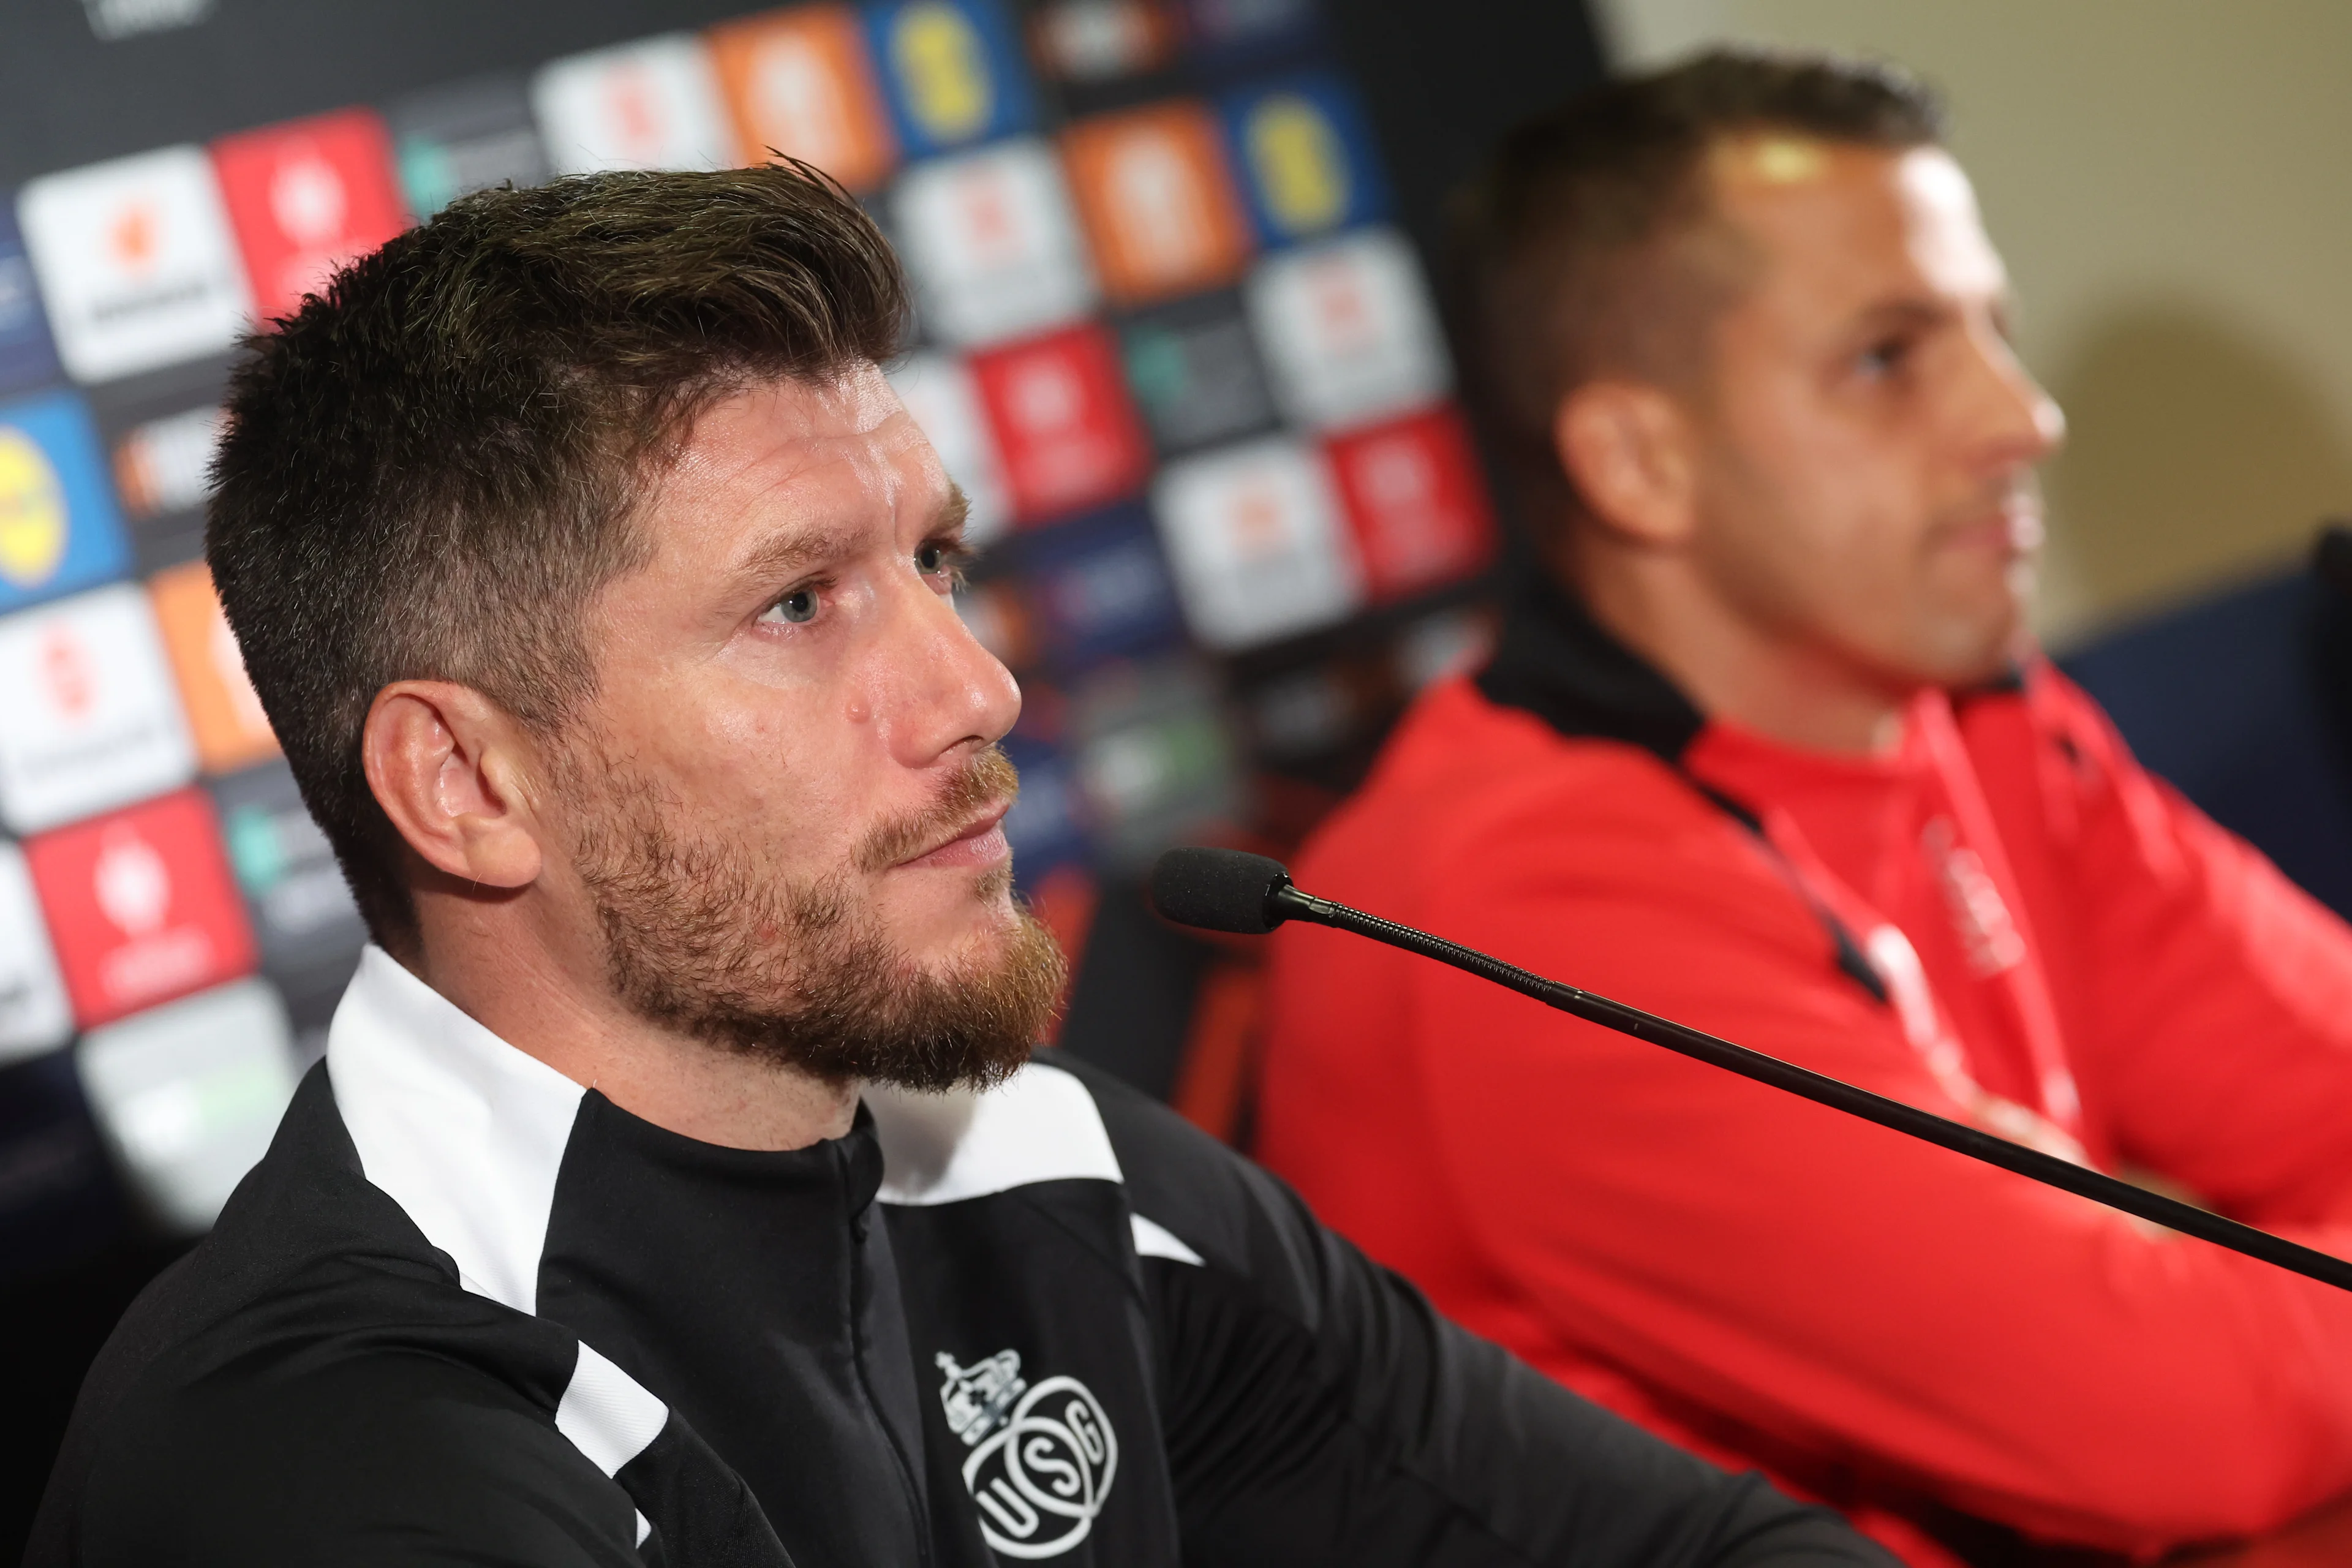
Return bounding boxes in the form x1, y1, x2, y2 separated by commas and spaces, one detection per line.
937, 1348, 1027, 1447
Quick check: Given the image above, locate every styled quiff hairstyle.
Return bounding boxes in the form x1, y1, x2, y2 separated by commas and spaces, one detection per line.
1452, 48, 1943, 529
208, 164, 908, 951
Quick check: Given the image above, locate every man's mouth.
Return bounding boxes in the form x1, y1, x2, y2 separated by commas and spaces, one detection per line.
895, 799, 1014, 870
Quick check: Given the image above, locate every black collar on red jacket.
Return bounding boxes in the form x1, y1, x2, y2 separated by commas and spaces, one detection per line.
1476, 571, 1709, 765
1473, 571, 1892, 1005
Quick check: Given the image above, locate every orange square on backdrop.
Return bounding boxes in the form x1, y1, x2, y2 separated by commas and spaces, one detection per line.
148, 561, 279, 775
709, 6, 900, 193
1061, 102, 1253, 307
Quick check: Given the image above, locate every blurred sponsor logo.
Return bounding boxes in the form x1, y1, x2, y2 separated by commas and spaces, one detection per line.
111, 403, 221, 522
1061, 102, 1253, 306
1016, 505, 1185, 671
77, 978, 293, 1234
1117, 290, 1278, 456
1151, 435, 1362, 649
1028, 0, 1182, 83
870, 0, 1034, 156
0, 207, 62, 396
388, 77, 551, 219
710, 5, 899, 192
29, 788, 257, 1030
533, 34, 735, 175
18, 146, 251, 384
212, 110, 410, 322
149, 560, 277, 775
1324, 405, 1494, 601
0, 390, 131, 610
972, 324, 1151, 524
0, 583, 194, 834
895, 138, 1098, 347
1223, 71, 1386, 245
0, 843, 73, 1063
1245, 228, 1449, 431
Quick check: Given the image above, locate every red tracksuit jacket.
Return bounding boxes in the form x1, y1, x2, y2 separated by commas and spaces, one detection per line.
1256, 579, 2352, 1565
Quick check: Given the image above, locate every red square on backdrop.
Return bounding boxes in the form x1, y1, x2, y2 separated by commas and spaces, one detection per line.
1323, 404, 1496, 601
212, 109, 410, 322
971, 323, 1152, 526
26, 787, 258, 1030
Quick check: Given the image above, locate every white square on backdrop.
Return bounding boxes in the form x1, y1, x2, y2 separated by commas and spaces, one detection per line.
1151, 435, 1363, 650
893, 138, 1098, 349
1244, 226, 1450, 431
18, 146, 253, 385
0, 582, 197, 835
0, 841, 73, 1063
532, 34, 737, 175
78, 978, 296, 1234
887, 351, 1011, 547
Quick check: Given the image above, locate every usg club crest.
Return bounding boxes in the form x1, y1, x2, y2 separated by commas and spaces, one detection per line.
937, 1348, 1117, 1559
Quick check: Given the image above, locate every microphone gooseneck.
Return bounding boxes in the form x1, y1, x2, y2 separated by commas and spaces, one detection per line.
1148, 846, 2352, 1297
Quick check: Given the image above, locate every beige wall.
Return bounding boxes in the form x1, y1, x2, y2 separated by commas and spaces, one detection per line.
1591, 0, 2352, 647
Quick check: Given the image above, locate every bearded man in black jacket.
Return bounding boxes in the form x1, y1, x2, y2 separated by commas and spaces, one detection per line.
29, 162, 1886, 1568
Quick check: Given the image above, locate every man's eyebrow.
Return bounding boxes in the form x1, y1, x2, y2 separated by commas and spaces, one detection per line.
725, 526, 854, 598
930, 482, 971, 541
1852, 298, 1952, 335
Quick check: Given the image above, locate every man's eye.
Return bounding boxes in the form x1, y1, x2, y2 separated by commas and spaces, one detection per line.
761, 587, 820, 625
915, 540, 968, 582
1858, 337, 1912, 378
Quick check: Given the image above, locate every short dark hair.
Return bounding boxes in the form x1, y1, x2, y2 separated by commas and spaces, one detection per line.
1452, 48, 1943, 522
208, 164, 908, 952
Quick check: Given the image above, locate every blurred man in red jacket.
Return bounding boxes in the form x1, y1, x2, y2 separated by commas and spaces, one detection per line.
1256, 48, 2352, 1567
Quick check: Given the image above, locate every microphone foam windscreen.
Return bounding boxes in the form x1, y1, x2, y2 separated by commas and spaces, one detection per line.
1150, 848, 1292, 935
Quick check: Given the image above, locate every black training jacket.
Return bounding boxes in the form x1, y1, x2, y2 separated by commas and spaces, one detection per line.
28, 947, 1888, 1567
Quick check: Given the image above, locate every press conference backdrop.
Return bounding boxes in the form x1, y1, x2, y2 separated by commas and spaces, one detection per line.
0, 0, 1603, 1530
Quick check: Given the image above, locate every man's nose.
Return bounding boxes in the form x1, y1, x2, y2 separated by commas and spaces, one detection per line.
883, 575, 1023, 765
1966, 323, 2066, 469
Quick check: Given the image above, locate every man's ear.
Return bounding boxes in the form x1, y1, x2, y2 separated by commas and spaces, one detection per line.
1553, 380, 1699, 548
361, 680, 545, 891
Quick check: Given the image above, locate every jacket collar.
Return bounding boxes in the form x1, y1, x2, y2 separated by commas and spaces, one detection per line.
1474, 571, 1707, 763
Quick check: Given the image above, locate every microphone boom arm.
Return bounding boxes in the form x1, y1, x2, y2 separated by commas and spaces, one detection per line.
1266, 879, 2352, 1297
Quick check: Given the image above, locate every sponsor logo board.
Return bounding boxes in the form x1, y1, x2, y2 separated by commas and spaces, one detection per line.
0, 205, 62, 397
1061, 100, 1253, 306
148, 560, 277, 774
867, 0, 1036, 157
709, 4, 899, 192
887, 352, 1011, 547
29, 786, 257, 1030
533, 34, 736, 175
894, 138, 1098, 347
1323, 404, 1494, 600
0, 582, 195, 835
1027, 0, 1183, 84
0, 388, 132, 614
211, 109, 410, 323
1150, 435, 1362, 649
1116, 289, 1278, 456
77, 978, 294, 1234
1071, 658, 1235, 866
388, 76, 551, 219
1013, 504, 1185, 670
209, 759, 365, 1013
18, 146, 252, 385
1244, 227, 1449, 431
971, 325, 1152, 526
1221, 70, 1387, 246
0, 842, 74, 1063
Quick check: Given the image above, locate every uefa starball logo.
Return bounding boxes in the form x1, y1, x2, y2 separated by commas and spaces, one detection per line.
936, 1348, 1116, 1559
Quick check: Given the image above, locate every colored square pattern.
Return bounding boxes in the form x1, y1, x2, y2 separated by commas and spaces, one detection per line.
0, 389, 132, 614
28, 786, 257, 1031
710, 6, 900, 192
211, 110, 411, 323
0, 0, 1501, 1234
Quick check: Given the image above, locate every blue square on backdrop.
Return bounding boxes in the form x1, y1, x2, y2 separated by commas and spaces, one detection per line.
0, 388, 132, 612
0, 203, 61, 398
1001, 733, 1091, 886
1183, 0, 1322, 69
1016, 504, 1188, 673
1221, 70, 1389, 246
864, 0, 1037, 157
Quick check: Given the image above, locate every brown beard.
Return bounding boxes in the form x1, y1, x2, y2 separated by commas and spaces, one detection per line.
560, 742, 1066, 1092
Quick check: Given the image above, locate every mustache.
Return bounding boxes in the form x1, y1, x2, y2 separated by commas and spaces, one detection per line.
856, 745, 1020, 872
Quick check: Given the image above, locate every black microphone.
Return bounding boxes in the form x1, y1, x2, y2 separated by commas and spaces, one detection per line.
1149, 846, 2352, 1296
